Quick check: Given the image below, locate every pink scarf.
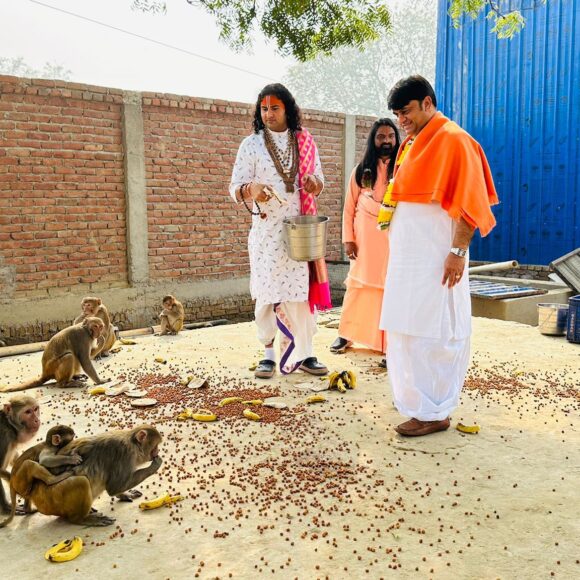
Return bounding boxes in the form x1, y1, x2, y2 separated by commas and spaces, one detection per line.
296, 129, 332, 313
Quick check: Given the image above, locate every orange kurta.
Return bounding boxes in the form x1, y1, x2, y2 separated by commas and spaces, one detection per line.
339, 161, 390, 352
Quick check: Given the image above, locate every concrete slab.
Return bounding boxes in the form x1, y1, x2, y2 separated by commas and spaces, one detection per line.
0, 315, 578, 579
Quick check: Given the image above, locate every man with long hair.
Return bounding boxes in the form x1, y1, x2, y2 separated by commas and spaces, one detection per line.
331, 119, 400, 366
229, 83, 331, 379
379, 76, 498, 436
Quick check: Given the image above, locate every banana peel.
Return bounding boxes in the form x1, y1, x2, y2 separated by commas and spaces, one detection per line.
242, 399, 263, 406
218, 397, 243, 407
154, 356, 167, 364
192, 409, 217, 422
306, 395, 326, 404
88, 386, 106, 396
456, 423, 481, 434
119, 338, 137, 345
243, 409, 261, 421
45, 536, 83, 563
177, 408, 217, 422
328, 370, 357, 392
139, 492, 184, 511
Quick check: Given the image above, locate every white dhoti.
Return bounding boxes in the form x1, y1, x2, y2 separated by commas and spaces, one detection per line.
380, 202, 471, 421
255, 301, 317, 372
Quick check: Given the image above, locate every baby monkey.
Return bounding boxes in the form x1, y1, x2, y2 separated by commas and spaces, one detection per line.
159, 295, 184, 336
38, 425, 83, 475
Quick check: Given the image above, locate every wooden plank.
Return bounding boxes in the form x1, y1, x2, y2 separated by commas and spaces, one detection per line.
550, 248, 580, 293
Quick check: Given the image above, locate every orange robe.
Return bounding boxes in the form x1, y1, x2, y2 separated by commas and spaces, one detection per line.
339, 160, 390, 353
390, 112, 498, 235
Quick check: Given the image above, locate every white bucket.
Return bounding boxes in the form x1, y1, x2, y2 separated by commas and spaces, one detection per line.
537, 303, 568, 335
283, 216, 329, 262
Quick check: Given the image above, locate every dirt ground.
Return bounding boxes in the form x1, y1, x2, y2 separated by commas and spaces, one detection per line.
0, 312, 578, 580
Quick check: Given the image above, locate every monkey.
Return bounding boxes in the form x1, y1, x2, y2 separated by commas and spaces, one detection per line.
159, 295, 185, 335
0, 395, 40, 513
0, 425, 82, 528
1, 425, 162, 527
74, 296, 116, 357
0, 317, 107, 393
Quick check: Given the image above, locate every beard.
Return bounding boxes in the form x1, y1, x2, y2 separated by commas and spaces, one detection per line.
377, 143, 394, 157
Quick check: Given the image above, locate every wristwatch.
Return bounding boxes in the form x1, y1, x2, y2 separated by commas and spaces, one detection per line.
450, 247, 467, 258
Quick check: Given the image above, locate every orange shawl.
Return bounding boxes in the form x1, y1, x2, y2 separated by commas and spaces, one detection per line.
391, 112, 499, 237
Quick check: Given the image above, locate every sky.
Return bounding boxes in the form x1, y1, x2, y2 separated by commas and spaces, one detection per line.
1, 0, 295, 104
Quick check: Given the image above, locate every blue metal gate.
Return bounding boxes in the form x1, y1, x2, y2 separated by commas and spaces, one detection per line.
436, 0, 580, 264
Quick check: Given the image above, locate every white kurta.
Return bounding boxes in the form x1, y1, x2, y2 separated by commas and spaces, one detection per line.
229, 130, 324, 308
380, 202, 471, 421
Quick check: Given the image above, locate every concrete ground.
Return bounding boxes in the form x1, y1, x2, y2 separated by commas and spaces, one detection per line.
0, 312, 578, 580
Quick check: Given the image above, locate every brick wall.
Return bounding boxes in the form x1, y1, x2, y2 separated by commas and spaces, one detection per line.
0, 77, 127, 297
0, 75, 377, 341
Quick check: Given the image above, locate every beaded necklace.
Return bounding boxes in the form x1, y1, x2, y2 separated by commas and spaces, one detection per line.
263, 127, 299, 193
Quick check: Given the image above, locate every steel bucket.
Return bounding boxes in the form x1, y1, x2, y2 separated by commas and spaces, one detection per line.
283, 215, 329, 262
537, 303, 569, 335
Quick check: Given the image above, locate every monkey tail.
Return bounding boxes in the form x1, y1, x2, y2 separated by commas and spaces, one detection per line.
0, 483, 17, 528
0, 376, 49, 393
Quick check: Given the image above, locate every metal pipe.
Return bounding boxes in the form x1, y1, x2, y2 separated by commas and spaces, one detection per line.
0, 319, 230, 359
468, 260, 518, 274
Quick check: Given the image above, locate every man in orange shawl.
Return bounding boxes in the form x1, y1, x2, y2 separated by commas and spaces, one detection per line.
331, 119, 400, 366
379, 76, 498, 437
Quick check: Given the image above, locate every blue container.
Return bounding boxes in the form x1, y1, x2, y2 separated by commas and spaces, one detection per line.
436, 0, 580, 265
566, 295, 580, 343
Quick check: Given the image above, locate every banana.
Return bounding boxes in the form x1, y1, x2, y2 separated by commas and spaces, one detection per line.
242, 399, 263, 405
119, 338, 137, 345
306, 395, 326, 404
139, 492, 185, 511
218, 397, 243, 407
243, 409, 261, 421
154, 357, 167, 364
336, 378, 347, 393
180, 375, 193, 386
328, 371, 340, 388
45, 536, 83, 563
88, 387, 106, 396
192, 409, 217, 422
248, 362, 258, 371
345, 370, 357, 389
176, 408, 194, 421
456, 423, 481, 434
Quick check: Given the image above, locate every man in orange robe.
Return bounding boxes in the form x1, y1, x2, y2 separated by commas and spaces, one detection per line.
379, 76, 498, 437
331, 120, 400, 365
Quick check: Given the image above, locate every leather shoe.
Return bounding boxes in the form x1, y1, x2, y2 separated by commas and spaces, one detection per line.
330, 337, 353, 354
395, 417, 450, 437
299, 357, 329, 376
255, 359, 275, 379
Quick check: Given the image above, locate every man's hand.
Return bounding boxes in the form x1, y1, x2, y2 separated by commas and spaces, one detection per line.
344, 241, 357, 260
303, 174, 322, 196
442, 253, 466, 288
249, 182, 272, 203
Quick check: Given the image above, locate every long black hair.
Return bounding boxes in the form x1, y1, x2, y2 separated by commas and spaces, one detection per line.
354, 118, 400, 187
252, 83, 302, 133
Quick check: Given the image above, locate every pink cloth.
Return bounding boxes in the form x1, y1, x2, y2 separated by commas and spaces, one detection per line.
296, 129, 332, 313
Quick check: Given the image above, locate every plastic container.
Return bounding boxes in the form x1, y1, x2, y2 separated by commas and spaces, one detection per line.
283, 216, 329, 261
537, 303, 569, 336
566, 295, 580, 343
